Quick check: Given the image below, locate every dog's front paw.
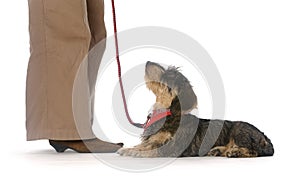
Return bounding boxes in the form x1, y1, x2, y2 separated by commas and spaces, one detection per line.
117, 148, 135, 156
117, 147, 158, 158
117, 147, 144, 157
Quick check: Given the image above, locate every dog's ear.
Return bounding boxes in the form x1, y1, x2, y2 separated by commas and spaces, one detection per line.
145, 61, 165, 82
177, 83, 197, 112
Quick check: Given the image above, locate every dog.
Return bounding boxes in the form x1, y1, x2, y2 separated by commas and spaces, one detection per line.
117, 61, 274, 158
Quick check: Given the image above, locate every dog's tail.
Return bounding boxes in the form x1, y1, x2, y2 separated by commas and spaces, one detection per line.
258, 135, 274, 157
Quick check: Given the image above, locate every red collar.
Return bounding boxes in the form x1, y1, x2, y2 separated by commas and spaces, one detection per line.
143, 109, 172, 130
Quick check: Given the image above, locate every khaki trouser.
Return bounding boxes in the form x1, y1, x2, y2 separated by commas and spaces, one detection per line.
26, 0, 106, 140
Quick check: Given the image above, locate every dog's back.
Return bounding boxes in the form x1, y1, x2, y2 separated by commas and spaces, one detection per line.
179, 115, 274, 157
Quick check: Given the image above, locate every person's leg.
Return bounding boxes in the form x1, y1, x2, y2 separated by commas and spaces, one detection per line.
86, 0, 107, 124
27, 0, 122, 152
27, 0, 93, 140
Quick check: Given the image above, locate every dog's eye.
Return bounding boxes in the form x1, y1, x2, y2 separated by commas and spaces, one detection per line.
168, 87, 172, 93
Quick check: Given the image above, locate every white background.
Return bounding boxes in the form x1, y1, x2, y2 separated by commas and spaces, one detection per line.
1, 0, 300, 194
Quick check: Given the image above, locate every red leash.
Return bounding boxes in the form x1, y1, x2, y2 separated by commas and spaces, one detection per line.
111, 0, 144, 128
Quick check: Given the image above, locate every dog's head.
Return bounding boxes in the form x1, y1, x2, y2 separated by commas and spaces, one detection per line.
145, 61, 197, 113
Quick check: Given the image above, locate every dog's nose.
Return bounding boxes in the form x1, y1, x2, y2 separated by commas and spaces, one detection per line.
146, 61, 152, 67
